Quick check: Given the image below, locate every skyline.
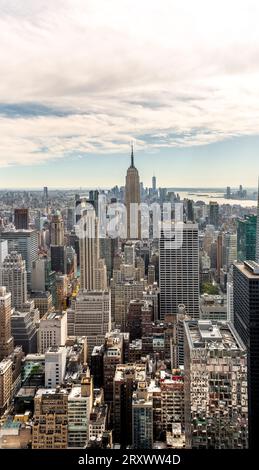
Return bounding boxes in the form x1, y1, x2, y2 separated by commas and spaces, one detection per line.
1, 0, 259, 187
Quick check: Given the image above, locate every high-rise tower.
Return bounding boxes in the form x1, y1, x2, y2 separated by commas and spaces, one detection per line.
0, 251, 27, 310
50, 211, 65, 246
159, 223, 200, 319
0, 286, 14, 360
256, 178, 259, 263
125, 144, 141, 239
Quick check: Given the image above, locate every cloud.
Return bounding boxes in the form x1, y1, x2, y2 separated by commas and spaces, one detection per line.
1, 0, 259, 167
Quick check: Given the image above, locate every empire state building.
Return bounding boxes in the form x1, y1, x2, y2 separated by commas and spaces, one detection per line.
125, 145, 141, 239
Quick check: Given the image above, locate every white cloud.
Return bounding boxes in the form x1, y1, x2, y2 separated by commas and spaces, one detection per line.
1, 0, 259, 166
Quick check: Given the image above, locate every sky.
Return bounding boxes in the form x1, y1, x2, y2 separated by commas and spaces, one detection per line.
0, 0, 259, 188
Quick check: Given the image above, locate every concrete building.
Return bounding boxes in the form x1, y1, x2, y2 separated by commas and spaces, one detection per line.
45, 346, 67, 388
50, 211, 64, 246
68, 371, 93, 448
0, 252, 27, 309
79, 209, 99, 290
132, 382, 153, 449
38, 311, 67, 354
30, 291, 53, 318
32, 388, 68, 449
233, 260, 259, 449
14, 208, 29, 230
184, 320, 248, 449
256, 178, 259, 263
103, 331, 125, 402
67, 290, 111, 360
113, 363, 146, 446
111, 279, 145, 331
11, 310, 38, 354
0, 240, 8, 267
0, 286, 14, 361
159, 223, 200, 319
0, 358, 13, 414
125, 145, 141, 239
0, 229, 38, 289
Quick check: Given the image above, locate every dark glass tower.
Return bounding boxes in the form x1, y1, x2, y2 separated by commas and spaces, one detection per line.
233, 260, 259, 448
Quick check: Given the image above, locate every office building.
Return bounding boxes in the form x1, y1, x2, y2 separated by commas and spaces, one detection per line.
32, 388, 68, 449
103, 331, 125, 402
113, 363, 146, 446
125, 145, 141, 239
184, 320, 248, 449
256, 179, 259, 263
67, 290, 111, 360
45, 346, 67, 388
223, 232, 237, 270
0, 240, 8, 267
11, 310, 38, 354
112, 279, 145, 331
79, 209, 100, 290
50, 211, 64, 246
30, 291, 53, 318
233, 260, 259, 448
209, 201, 219, 228
132, 382, 153, 449
0, 287, 14, 361
159, 223, 200, 319
152, 175, 157, 192
68, 371, 93, 448
237, 215, 257, 262
14, 209, 29, 230
51, 245, 66, 274
0, 252, 27, 309
38, 311, 67, 354
126, 299, 153, 341
31, 258, 55, 292
0, 230, 38, 289
0, 358, 13, 414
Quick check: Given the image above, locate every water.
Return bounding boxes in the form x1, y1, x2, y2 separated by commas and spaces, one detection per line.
176, 191, 257, 208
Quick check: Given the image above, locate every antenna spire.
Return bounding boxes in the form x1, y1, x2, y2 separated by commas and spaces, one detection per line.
131, 141, 134, 167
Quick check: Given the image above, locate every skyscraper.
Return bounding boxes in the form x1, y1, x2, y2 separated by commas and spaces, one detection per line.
152, 175, 156, 192
233, 260, 259, 449
125, 145, 141, 239
0, 240, 8, 269
256, 178, 259, 263
79, 209, 99, 290
50, 211, 65, 246
132, 382, 153, 449
14, 208, 29, 230
0, 252, 27, 309
184, 319, 248, 449
0, 287, 14, 361
113, 364, 147, 447
237, 215, 257, 262
67, 290, 111, 360
32, 388, 68, 449
209, 201, 219, 229
159, 223, 200, 319
68, 371, 93, 448
0, 229, 38, 289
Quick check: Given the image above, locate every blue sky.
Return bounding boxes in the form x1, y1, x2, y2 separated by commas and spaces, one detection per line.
0, 135, 258, 189
1, 0, 259, 188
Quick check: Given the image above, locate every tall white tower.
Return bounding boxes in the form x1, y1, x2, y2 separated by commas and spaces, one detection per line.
159, 223, 200, 319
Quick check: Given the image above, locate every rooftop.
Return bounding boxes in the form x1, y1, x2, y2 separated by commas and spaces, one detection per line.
185, 320, 246, 351
235, 261, 259, 279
